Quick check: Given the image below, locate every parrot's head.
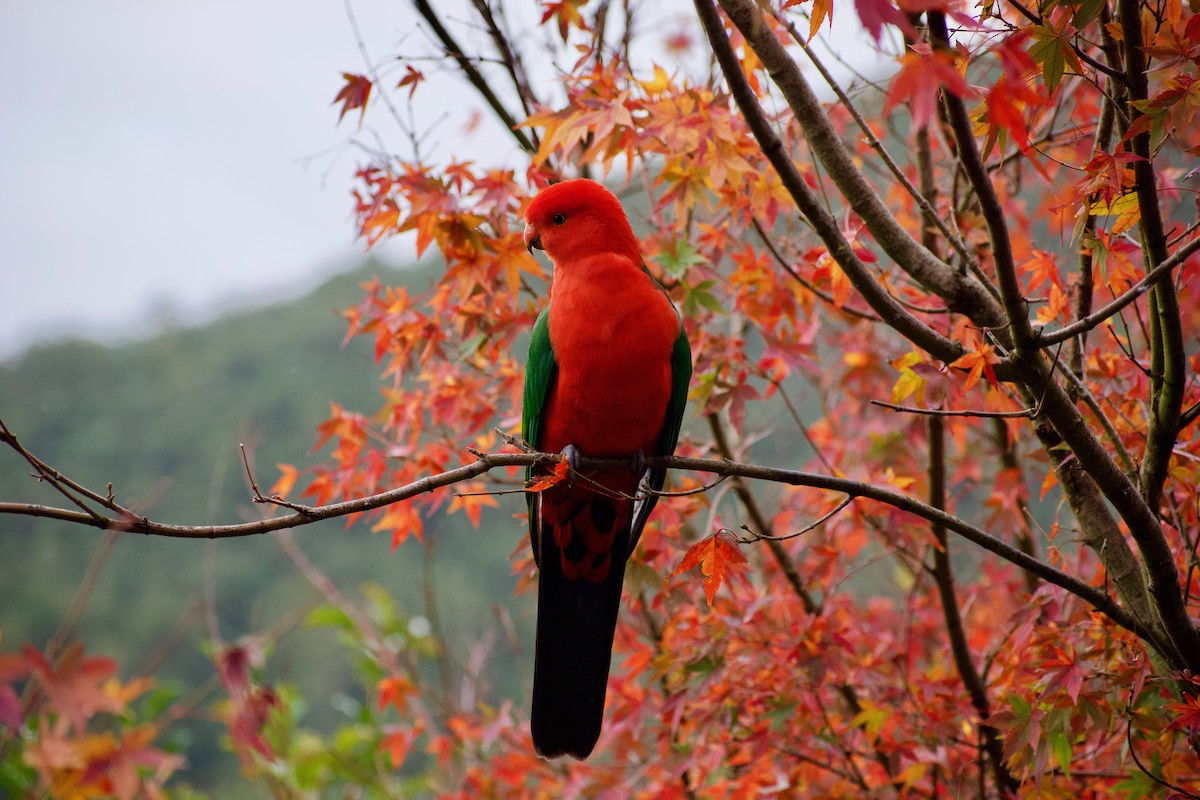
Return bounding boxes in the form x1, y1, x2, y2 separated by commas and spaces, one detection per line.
523, 179, 640, 267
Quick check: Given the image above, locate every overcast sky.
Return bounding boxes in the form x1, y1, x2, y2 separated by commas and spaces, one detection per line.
0, 1, 515, 360
1, 2, 885, 362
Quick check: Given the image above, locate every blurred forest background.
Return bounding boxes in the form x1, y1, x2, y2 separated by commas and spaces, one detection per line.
0, 259, 530, 792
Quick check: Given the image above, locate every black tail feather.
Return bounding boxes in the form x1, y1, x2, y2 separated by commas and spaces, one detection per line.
531, 520, 630, 760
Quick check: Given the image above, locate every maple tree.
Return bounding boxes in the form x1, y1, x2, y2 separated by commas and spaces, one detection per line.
4, 0, 1200, 795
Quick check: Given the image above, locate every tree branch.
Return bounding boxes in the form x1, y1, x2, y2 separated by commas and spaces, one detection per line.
910, 10, 1199, 670
929, 11, 1032, 351
2, 434, 1152, 646
712, 0, 1010, 336
927, 416, 1017, 793
1033, 231, 1200, 347
467, 0, 540, 123
766, 5, 988, 287
1116, 0, 1185, 513
693, 0, 1024, 379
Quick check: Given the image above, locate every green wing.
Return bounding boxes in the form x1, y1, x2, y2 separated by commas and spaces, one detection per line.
629, 321, 692, 551
523, 306, 557, 565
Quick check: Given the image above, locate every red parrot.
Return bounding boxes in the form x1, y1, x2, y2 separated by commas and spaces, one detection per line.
522, 179, 692, 759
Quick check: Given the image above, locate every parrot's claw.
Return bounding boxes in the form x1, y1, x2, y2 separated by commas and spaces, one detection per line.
629, 449, 645, 476
561, 444, 582, 488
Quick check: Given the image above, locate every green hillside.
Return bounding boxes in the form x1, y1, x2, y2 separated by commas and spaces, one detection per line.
0, 259, 532, 792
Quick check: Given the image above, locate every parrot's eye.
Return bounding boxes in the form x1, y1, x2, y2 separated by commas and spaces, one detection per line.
552, 213, 566, 225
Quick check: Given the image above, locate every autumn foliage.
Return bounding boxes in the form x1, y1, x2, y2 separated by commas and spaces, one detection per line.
5, 0, 1200, 795
307, 0, 1200, 793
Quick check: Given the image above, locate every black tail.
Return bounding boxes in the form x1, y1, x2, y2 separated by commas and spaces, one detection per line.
531, 516, 630, 760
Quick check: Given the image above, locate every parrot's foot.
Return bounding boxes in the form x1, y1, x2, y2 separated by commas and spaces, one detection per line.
560, 444, 582, 488
629, 449, 645, 476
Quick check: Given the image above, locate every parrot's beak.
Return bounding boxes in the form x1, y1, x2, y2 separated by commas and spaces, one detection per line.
524, 223, 543, 254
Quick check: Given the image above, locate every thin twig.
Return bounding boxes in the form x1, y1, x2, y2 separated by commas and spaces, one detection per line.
734, 495, 854, 542
1125, 685, 1200, 799
751, 217, 882, 321
871, 400, 1035, 418
1036, 233, 1200, 347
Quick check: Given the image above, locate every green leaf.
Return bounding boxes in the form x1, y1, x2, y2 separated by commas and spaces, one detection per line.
1029, 25, 1067, 93
1073, 0, 1105, 27
765, 699, 799, 732
458, 332, 488, 359
1007, 691, 1032, 718
1113, 765, 1158, 799
139, 681, 184, 720
305, 604, 356, 631
652, 239, 707, 279
624, 558, 666, 596
682, 279, 724, 317
1050, 730, 1072, 778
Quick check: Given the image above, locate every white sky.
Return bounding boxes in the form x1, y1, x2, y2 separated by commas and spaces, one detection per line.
0, 1, 887, 361
0, 1, 510, 359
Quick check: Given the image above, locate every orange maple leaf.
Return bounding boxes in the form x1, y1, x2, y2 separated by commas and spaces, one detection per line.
371, 503, 425, 548
670, 521, 748, 605
948, 344, 998, 391
1019, 250, 1061, 292
540, 0, 588, 41
526, 458, 571, 493
377, 675, 417, 713
448, 482, 500, 528
381, 719, 425, 769
269, 463, 299, 499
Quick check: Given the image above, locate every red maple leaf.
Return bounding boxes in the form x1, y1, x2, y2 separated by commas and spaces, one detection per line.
884, 43, 975, 131
1166, 693, 1200, 732
854, 0, 913, 42
332, 72, 372, 125
396, 65, 424, 100
0, 645, 31, 728
214, 639, 280, 763
1039, 645, 1088, 704
24, 643, 123, 732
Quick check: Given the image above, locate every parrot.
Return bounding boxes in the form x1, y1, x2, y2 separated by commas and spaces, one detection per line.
522, 178, 692, 760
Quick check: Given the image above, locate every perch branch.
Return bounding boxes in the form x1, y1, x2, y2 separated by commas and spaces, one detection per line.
0, 420, 1155, 648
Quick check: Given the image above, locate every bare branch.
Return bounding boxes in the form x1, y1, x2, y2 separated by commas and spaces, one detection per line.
408, 0, 536, 154
870, 399, 1036, 419
1113, 0, 1185, 511
926, 415, 1017, 792
467, 0, 540, 121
